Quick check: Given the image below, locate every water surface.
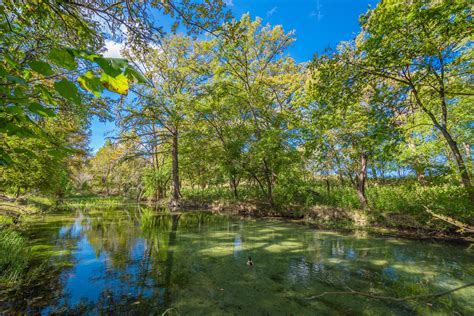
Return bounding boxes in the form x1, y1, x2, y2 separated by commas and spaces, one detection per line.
2, 206, 473, 315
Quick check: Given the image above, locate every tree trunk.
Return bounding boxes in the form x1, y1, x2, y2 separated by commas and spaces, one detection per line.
137, 186, 144, 202
379, 161, 385, 183
413, 162, 427, 186
437, 126, 474, 201
356, 153, 369, 210
325, 178, 331, 195
410, 85, 472, 196
170, 131, 181, 208
267, 179, 273, 206
338, 172, 345, 186
262, 158, 274, 206
155, 185, 164, 201
230, 177, 238, 199
465, 143, 472, 170
439, 127, 472, 189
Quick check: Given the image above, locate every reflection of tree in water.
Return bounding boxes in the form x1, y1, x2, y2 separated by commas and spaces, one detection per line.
139, 208, 231, 306
34, 207, 231, 313
4, 209, 472, 314
85, 210, 141, 269
286, 233, 473, 314
0, 215, 80, 314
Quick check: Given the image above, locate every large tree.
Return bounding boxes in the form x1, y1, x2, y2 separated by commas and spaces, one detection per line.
356, 0, 473, 194
121, 35, 210, 207
207, 14, 304, 205
308, 44, 399, 209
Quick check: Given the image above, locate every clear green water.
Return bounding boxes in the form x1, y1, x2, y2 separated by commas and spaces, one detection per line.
1, 206, 473, 315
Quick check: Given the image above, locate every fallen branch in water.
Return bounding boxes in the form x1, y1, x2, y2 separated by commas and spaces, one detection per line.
424, 207, 474, 234
306, 282, 474, 301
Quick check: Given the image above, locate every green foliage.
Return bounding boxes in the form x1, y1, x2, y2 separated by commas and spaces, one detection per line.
307, 180, 472, 230
28, 61, 54, 76
143, 165, 171, 200
54, 79, 81, 105
80, 5, 472, 234
356, 0, 473, 189
0, 229, 30, 284
1, 0, 229, 198
0, 0, 471, 236
0, 1, 151, 185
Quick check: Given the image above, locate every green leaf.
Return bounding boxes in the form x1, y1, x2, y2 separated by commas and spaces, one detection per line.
0, 65, 7, 77
48, 48, 77, 71
28, 102, 56, 117
78, 71, 103, 97
13, 86, 26, 98
13, 148, 39, 159
69, 49, 101, 62
94, 57, 128, 77
0, 148, 13, 166
100, 72, 129, 95
6, 75, 27, 86
34, 85, 57, 105
54, 79, 81, 105
29, 60, 54, 76
4, 122, 34, 137
4, 54, 20, 69
48, 148, 66, 159
4, 105, 23, 115
124, 66, 146, 83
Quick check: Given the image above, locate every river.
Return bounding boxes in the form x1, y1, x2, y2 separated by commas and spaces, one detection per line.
2, 206, 473, 315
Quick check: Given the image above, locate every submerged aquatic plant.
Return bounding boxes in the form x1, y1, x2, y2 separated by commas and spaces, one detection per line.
0, 229, 30, 284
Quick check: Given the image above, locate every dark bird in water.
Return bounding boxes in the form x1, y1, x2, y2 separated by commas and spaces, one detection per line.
247, 256, 253, 266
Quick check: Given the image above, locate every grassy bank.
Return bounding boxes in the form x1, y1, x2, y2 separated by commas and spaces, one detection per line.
0, 195, 55, 226
178, 181, 473, 240
0, 195, 53, 287
61, 195, 136, 209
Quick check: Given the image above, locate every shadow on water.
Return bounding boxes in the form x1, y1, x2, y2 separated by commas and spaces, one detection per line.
1, 205, 473, 315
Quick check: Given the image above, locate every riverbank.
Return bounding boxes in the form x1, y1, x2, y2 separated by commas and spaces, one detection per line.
0, 195, 135, 226
0, 195, 55, 226
0, 194, 471, 294
149, 197, 474, 244
1, 194, 472, 244
0, 195, 54, 286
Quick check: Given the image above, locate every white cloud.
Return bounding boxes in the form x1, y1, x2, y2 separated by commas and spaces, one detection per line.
224, 0, 234, 6
267, 6, 278, 17
103, 40, 124, 58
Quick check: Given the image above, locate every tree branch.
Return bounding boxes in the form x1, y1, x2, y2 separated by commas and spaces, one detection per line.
306, 282, 474, 302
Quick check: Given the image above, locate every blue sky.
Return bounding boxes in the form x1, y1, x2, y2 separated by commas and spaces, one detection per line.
89, 0, 378, 152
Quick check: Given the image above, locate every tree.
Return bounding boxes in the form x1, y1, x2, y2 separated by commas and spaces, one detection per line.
357, 0, 473, 195
207, 14, 304, 205
0, 0, 230, 198
190, 74, 252, 198
308, 44, 400, 209
121, 35, 210, 207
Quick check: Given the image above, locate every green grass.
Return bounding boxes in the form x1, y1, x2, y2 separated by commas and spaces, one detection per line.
0, 195, 54, 227
180, 185, 261, 204
309, 182, 472, 229
0, 229, 30, 284
178, 181, 473, 233
61, 195, 135, 208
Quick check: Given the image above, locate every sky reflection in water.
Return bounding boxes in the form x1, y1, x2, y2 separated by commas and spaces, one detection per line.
4, 207, 473, 315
